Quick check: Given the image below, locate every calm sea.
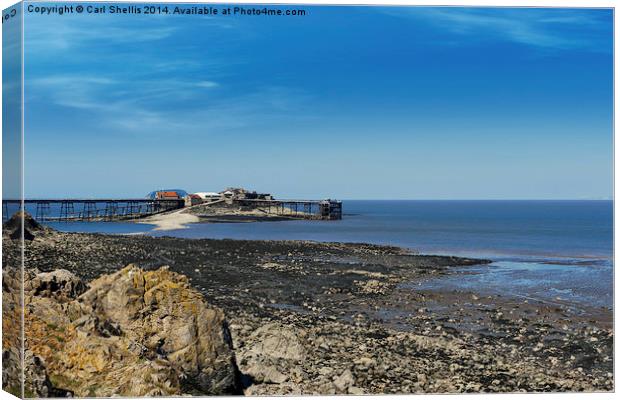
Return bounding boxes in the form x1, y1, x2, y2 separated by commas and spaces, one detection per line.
46, 200, 613, 309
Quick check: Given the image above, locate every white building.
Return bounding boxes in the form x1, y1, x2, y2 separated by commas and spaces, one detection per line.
193, 192, 222, 201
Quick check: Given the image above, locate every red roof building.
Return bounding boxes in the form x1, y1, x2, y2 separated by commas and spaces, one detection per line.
156, 191, 181, 200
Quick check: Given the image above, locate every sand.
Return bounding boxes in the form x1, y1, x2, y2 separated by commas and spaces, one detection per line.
138, 209, 200, 231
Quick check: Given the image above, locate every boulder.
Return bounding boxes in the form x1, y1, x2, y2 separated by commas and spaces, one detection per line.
333, 369, 355, 393
4, 265, 241, 397
236, 322, 306, 388
247, 323, 306, 361
245, 363, 289, 384
76, 265, 241, 395
4, 211, 45, 240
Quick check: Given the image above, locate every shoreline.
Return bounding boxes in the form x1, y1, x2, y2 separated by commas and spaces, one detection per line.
56, 219, 616, 265
3, 222, 614, 394
137, 208, 200, 230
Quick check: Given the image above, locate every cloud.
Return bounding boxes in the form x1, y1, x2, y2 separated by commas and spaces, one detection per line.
25, 12, 178, 53
386, 8, 611, 51
27, 75, 118, 110
27, 75, 220, 108
31, 76, 116, 86
195, 81, 219, 88
23, 11, 257, 137
25, 72, 312, 138
24, 9, 241, 56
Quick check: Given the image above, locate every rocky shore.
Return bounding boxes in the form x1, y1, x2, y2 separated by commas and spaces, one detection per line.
184, 202, 312, 223
3, 265, 240, 397
2, 215, 614, 395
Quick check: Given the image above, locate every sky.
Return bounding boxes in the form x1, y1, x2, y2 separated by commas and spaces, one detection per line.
17, 5, 614, 199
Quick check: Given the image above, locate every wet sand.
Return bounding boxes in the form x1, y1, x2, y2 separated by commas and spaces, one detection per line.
5, 227, 613, 394
138, 208, 200, 230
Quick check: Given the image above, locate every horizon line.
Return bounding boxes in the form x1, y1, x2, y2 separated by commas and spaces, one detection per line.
338, 198, 613, 201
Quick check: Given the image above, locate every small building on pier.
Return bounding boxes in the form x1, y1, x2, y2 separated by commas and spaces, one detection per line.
146, 189, 187, 200
220, 187, 273, 200
193, 192, 222, 201
155, 191, 182, 200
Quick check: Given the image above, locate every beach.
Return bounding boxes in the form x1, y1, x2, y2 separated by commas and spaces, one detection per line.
138, 207, 200, 230
4, 220, 613, 395
137, 200, 313, 231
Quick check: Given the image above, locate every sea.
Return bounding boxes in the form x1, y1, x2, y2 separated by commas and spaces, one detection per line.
41, 200, 613, 310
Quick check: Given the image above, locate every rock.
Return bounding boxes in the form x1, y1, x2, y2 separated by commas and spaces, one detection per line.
260, 262, 302, 273
354, 356, 376, 371
11, 227, 35, 241
236, 322, 307, 388
317, 381, 337, 395
247, 323, 305, 361
2, 348, 23, 397
245, 364, 288, 384
2, 268, 27, 397
24, 350, 73, 398
3, 347, 73, 398
11, 264, 241, 397
289, 366, 307, 383
333, 369, 355, 392
78, 265, 240, 395
4, 211, 45, 240
356, 279, 390, 295
348, 386, 365, 395
28, 269, 86, 302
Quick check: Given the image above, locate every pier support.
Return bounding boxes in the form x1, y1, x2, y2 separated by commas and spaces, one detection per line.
59, 201, 75, 221
35, 201, 51, 221
81, 202, 97, 221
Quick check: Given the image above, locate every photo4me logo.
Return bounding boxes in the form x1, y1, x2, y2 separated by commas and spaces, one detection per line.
26, 3, 307, 16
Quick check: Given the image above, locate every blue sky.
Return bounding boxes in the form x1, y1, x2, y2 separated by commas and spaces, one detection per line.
21, 5, 613, 199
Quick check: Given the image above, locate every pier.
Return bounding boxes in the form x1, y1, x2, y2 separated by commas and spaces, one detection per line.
234, 199, 342, 220
2, 196, 342, 223
2, 199, 185, 222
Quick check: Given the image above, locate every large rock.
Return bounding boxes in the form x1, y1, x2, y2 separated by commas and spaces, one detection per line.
333, 369, 355, 393
3, 211, 45, 240
236, 322, 306, 386
247, 323, 306, 362
4, 265, 241, 397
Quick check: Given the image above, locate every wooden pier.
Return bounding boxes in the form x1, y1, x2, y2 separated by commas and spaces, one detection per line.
2, 199, 184, 222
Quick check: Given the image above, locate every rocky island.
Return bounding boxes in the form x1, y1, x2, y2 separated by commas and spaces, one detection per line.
2, 214, 613, 396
